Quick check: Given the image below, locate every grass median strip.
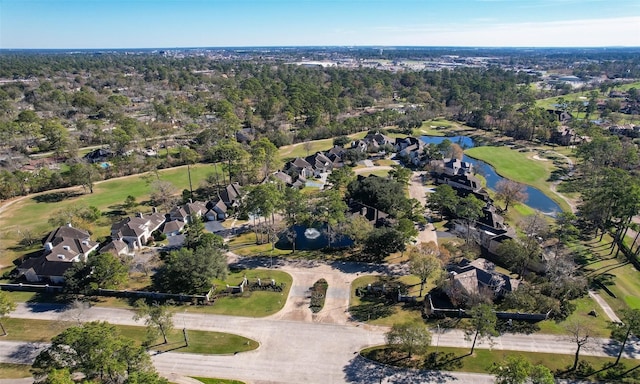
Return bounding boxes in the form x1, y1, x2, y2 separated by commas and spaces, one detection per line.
2, 317, 257, 355
191, 378, 246, 384
0, 363, 31, 379
362, 345, 638, 375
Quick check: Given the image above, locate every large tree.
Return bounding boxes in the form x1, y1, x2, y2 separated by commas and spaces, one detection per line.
316, 189, 348, 249
245, 183, 283, 245
408, 242, 442, 297
385, 321, 431, 358
154, 244, 227, 294
347, 175, 410, 217
0, 291, 16, 336
495, 179, 528, 212
388, 164, 412, 185
495, 239, 537, 278
250, 137, 279, 180
456, 195, 485, 245
149, 180, 178, 211
64, 252, 129, 294
363, 227, 406, 261
326, 166, 356, 192
490, 355, 554, 384
32, 321, 167, 384
427, 184, 458, 220
208, 139, 249, 185
467, 303, 499, 355
565, 320, 592, 371
610, 309, 640, 365
133, 301, 174, 345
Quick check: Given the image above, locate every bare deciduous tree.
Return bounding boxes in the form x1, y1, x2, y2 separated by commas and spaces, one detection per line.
495, 179, 528, 211
565, 320, 592, 371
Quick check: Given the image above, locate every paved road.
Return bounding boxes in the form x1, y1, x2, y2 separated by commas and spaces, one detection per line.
3, 257, 639, 384
3, 301, 638, 383
5, 300, 640, 383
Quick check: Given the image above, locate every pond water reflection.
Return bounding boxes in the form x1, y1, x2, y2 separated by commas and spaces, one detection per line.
275, 224, 354, 250
420, 135, 561, 215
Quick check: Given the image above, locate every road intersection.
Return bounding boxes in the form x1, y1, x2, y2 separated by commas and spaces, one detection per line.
2, 255, 639, 383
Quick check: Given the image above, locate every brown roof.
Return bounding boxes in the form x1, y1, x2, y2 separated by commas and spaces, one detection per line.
162, 220, 185, 234
43, 225, 91, 246
18, 255, 75, 278
99, 239, 129, 255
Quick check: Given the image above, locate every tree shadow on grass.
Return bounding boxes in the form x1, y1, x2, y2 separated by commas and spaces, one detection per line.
343, 354, 455, 384
149, 341, 187, 354
32, 191, 82, 203
349, 302, 395, 322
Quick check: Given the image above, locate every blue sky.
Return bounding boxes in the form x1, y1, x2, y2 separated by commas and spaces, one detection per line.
1, 0, 639, 49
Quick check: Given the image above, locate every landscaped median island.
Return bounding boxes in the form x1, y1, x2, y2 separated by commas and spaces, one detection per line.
360, 345, 640, 382
189, 268, 292, 317
1, 317, 258, 355
309, 278, 328, 313
191, 378, 246, 384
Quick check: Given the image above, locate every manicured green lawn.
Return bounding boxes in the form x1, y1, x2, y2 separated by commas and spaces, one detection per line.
356, 169, 391, 178
569, 236, 640, 313
362, 345, 638, 375
349, 275, 425, 326
192, 378, 245, 384
464, 146, 570, 212
0, 363, 31, 379
0, 163, 222, 272
278, 132, 367, 162
1, 317, 257, 354
537, 296, 612, 338
182, 269, 292, 317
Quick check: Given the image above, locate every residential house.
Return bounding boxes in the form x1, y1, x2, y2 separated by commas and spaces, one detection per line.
446, 258, 519, 301
305, 152, 337, 175
364, 132, 393, 148
218, 182, 243, 208
162, 220, 186, 236
205, 199, 229, 221
348, 200, 390, 227
204, 183, 244, 221
283, 157, 314, 179
83, 148, 113, 164
479, 205, 506, 230
111, 210, 166, 250
352, 132, 393, 153
327, 145, 346, 157
442, 158, 473, 176
183, 200, 208, 223
435, 173, 482, 192
17, 224, 99, 284
350, 139, 368, 153
546, 109, 573, 124
550, 126, 580, 146
99, 239, 131, 257
270, 171, 294, 187
168, 206, 189, 222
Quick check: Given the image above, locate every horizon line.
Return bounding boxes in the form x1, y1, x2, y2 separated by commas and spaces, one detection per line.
1, 45, 640, 52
